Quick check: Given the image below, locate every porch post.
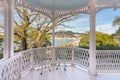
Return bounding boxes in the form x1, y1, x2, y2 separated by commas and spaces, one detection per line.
52, 16, 55, 64
52, 20, 55, 48
3, 0, 14, 58
89, 0, 97, 75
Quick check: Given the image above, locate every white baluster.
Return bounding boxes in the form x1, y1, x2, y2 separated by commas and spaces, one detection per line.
30, 49, 34, 70
71, 47, 75, 66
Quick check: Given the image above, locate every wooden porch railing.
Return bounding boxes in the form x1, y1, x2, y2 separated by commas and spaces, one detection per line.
0, 47, 120, 80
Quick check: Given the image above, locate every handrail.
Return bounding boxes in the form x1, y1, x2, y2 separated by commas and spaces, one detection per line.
0, 49, 33, 80
0, 47, 120, 80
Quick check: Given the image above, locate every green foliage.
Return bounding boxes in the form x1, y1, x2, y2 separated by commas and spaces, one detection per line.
79, 33, 89, 48
0, 54, 3, 59
79, 32, 120, 50
14, 7, 76, 51
112, 16, 120, 46
112, 16, 120, 26
31, 33, 51, 48
0, 36, 3, 43
40, 34, 51, 47
14, 7, 52, 51
112, 16, 120, 35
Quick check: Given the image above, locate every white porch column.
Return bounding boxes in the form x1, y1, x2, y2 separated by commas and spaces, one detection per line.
52, 17, 56, 64
3, 0, 14, 58
52, 19, 55, 48
89, 0, 97, 75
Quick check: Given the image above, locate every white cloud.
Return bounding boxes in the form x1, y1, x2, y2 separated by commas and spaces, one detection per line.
73, 17, 89, 23
56, 23, 118, 35
96, 24, 118, 34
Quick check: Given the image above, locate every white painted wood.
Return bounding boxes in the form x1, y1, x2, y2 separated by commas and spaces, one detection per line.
96, 50, 120, 73
22, 66, 120, 80
52, 18, 56, 64
3, 0, 14, 58
72, 48, 75, 65
74, 48, 89, 69
13, 0, 120, 19
22, 66, 89, 80
0, 48, 120, 80
30, 49, 35, 70
0, 0, 115, 18
89, 0, 97, 76
52, 18, 55, 48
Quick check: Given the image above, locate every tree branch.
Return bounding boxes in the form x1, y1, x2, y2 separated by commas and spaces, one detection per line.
15, 8, 24, 20
30, 14, 39, 24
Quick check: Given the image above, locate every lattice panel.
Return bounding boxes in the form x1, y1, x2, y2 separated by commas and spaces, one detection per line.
21, 50, 32, 73
55, 47, 72, 64
0, 55, 21, 80
33, 48, 52, 66
74, 48, 89, 69
1, 47, 120, 80
97, 50, 120, 72
21, 50, 31, 72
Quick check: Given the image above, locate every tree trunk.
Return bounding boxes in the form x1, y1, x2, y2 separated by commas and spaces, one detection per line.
21, 37, 27, 50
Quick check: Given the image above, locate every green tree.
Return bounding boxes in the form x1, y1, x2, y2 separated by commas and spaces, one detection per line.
112, 16, 120, 46
79, 32, 120, 50
14, 7, 51, 50
14, 7, 77, 51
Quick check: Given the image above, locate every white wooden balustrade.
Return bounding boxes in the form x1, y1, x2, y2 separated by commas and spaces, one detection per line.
21, 50, 32, 74
0, 47, 120, 80
55, 47, 73, 64
0, 53, 21, 80
97, 50, 120, 73
0, 49, 33, 80
32, 48, 53, 74
74, 48, 89, 70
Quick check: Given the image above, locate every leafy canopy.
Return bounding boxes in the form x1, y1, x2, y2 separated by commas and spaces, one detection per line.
79, 32, 120, 50
112, 16, 120, 46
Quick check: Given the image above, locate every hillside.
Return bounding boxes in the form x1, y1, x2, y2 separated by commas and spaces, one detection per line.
49, 31, 83, 38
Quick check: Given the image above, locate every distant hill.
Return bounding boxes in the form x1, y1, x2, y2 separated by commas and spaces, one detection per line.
49, 31, 83, 38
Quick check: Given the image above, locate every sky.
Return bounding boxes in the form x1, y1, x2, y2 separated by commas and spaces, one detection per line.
56, 9, 120, 34
0, 8, 120, 35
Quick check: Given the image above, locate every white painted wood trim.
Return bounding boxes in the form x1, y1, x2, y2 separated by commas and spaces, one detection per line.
89, 0, 97, 76
3, 0, 14, 58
